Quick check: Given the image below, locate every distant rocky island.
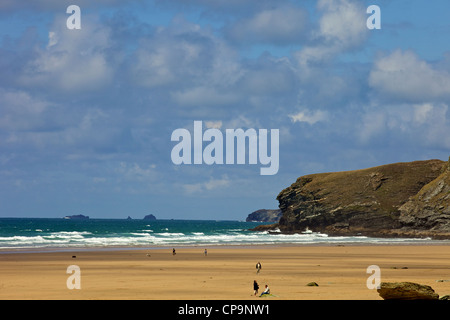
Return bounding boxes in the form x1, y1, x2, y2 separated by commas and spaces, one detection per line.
246, 209, 282, 222
63, 214, 89, 220
143, 214, 157, 220
253, 157, 450, 239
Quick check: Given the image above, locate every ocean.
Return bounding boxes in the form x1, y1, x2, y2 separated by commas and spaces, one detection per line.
0, 218, 444, 251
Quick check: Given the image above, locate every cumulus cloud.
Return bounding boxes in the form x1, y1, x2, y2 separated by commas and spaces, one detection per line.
0, 89, 62, 158
238, 56, 297, 95
182, 176, 230, 194
18, 15, 115, 92
369, 50, 450, 102
0, 89, 49, 116
204, 121, 223, 129
225, 5, 309, 46
116, 162, 157, 182
289, 109, 328, 125
295, 0, 368, 67
131, 16, 242, 90
316, 0, 367, 48
358, 102, 450, 149
171, 86, 240, 108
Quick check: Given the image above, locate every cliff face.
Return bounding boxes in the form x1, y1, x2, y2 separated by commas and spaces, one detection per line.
398, 157, 450, 237
275, 158, 450, 239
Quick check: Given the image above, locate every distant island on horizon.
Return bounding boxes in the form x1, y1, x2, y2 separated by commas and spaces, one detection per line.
63, 214, 89, 220
61, 214, 158, 220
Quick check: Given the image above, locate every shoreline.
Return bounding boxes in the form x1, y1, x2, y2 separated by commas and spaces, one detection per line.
2, 239, 450, 255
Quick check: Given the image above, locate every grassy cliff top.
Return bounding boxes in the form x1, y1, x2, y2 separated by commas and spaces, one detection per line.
277, 159, 446, 213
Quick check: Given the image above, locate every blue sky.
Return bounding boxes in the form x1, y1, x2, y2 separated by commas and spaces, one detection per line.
1, 0, 449, 220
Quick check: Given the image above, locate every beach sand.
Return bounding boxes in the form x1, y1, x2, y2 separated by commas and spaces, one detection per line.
1, 244, 449, 300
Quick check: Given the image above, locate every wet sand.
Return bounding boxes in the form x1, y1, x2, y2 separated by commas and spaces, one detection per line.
1, 244, 449, 300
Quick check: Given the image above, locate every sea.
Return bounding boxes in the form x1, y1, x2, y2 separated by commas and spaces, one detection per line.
0, 218, 446, 252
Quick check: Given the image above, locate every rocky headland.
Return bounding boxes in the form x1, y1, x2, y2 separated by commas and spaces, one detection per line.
254, 157, 450, 239
246, 209, 282, 222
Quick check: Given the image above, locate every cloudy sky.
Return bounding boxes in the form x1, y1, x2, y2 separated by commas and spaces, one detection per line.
1, 0, 449, 219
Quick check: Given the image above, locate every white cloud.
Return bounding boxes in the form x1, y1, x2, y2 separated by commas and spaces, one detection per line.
295, 0, 367, 67
316, 0, 367, 47
369, 50, 450, 102
413, 103, 434, 124
412, 103, 450, 148
205, 121, 222, 129
132, 40, 177, 87
238, 56, 296, 95
116, 162, 157, 182
131, 17, 242, 90
0, 89, 49, 115
47, 31, 58, 48
289, 0, 368, 113
182, 176, 230, 194
359, 110, 386, 143
0, 89, 53, 132
225, 5, 308, 45
92, 177, 107, 183
171, 86, 239, 107
18, 15, 115, 92
289, 109, 328, 125
358, 102, 450, 148
225, 115, 260, 129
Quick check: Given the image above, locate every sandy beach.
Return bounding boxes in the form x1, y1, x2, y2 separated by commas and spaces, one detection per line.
1, 244, 449, 300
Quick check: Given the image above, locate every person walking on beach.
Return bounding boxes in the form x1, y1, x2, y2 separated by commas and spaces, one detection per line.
204, 248, 207, 256
172, 248, 176, 255
253, 280, 259, 296
256, 261, 261, 274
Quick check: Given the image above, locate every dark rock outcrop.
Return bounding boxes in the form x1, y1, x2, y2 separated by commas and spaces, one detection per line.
398, 157, 450, 237
143, 214, 157, 220
377, 282, 439, 300
306, 282, 319, 287
246, 209, 282, 222
258, 157, 450, 239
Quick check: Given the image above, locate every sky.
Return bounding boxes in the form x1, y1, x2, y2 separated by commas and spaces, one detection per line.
0, 0, 449, 220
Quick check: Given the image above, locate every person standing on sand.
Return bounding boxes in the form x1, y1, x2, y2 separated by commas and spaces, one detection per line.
204, 248, 207, 256
172, 248, 176, 255
253, 280, 259, 296
256, 261, 261, 274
